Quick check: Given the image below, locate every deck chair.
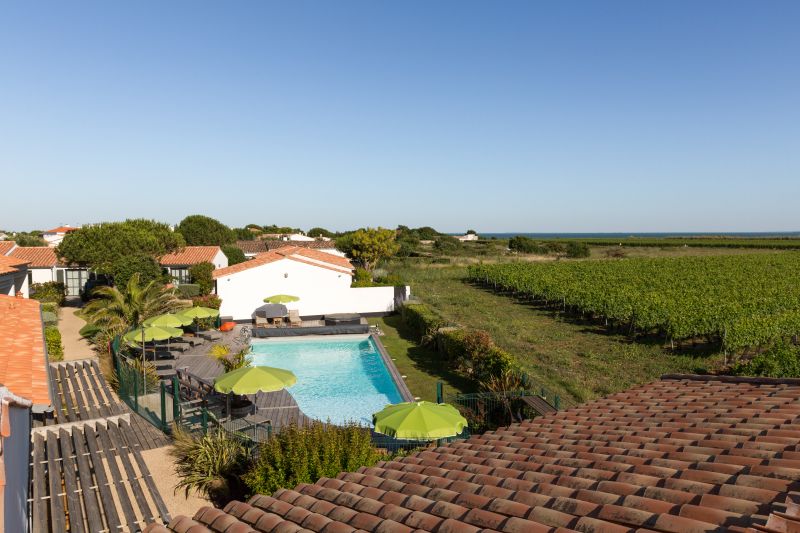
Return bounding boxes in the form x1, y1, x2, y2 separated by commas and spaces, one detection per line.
288, 309, 302, 327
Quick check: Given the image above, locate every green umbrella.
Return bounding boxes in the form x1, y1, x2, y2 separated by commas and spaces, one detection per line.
372, 401, 468, 440
263, 294, 300, 304
143, 312, 193, 328
123, 325, 184, 344
123, 325, 183, 395
214, 365, 297, 395
175, 306, 220, 320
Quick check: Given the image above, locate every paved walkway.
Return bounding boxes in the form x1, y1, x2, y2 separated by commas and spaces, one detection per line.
140, 446, 209, 519
59, 304, 95, 361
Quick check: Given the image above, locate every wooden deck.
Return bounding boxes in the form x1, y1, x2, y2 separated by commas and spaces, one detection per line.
175, 354, 310, 430
30, 417, 170, 533
46, 359, 170, 451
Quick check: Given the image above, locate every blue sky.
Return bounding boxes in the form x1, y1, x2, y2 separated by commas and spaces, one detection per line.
1, 1, 798, 233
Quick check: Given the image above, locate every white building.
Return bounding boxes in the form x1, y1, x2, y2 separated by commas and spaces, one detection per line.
456, 233, 479, 242
159, 246, 228, 285
41, 225, 79, 247
213, 246, 407, 320
7, 246, 90, 297
0, 256, 29, 298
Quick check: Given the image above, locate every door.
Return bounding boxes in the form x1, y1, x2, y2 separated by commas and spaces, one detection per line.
64, 269, 87, 297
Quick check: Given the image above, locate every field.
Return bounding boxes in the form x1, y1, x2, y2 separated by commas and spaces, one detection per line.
390, 262, 717, 402
468, 253, 800, 352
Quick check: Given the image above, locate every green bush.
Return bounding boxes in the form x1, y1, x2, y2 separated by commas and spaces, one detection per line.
189, 262, 215, 296
45, 326, 64, 361
221, 245, 247, 266
732, 342, 800, 378
400, 303, 444, 342
170, 428, 248, 506
176, 283, 201, 299
42, 312, 58, 326
436, 328, 513, 381
244, 422, 381, 496
31, 282, 66, 306
433, 236, 461, 252
111, 253, 166, 287
351, 268, 374, 287
41, 302, 58, 314
79, 323, 101, 339
508, 236, 546, 254
192, 294, 222, 309
565, 241, 591, 258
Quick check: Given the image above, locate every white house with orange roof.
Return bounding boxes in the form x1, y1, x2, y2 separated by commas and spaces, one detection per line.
0, 256, 29, 298
42, 225, 80, 247
158, 245, 228, 285
7, 246, 90, 296
212, 246, 408, 320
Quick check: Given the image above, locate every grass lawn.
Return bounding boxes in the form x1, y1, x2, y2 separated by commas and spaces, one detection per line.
368, 315, 476, 401
392, 262, 722, 402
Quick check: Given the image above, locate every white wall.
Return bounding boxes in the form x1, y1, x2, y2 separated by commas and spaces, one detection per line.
215, 258, 408, 319
0, 269, 29, 298
2, 404, 31, 533
30, 267, 56, 285
212, 249, 229, 269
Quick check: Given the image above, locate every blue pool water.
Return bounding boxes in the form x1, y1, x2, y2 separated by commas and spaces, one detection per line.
249, 336, 404, 425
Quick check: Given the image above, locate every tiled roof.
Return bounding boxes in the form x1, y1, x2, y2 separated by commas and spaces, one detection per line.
0, 255, 28, 275
237, 240, 338, 255
159, 246, 222, 266
43, 225, 78, 234
0, 295, 51, 406
147, 375, 800, 533
9, 246, 59, 268
213, 246, 353, 279
0, 240, 16, 255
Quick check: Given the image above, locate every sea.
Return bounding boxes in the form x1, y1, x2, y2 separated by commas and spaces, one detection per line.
466, 232, 800, 239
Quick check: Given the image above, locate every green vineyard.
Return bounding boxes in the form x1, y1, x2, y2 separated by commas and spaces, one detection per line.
468, 254, 800, 352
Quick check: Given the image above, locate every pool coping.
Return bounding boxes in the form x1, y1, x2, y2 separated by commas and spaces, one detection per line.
370, 333, 416, 403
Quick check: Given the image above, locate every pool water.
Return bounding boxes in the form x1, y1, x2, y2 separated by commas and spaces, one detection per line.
249, 336, 404, 425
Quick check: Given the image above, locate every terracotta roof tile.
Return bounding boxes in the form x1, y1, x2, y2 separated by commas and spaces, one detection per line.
213, 246, 353, 279
0, 295, 51, 405
151, 375, 800, 532
0, 241, 16, 255
0, 255, 28, 275
8, 246, 59, 268
159, 246, 222, 266
43, 226, 79, 234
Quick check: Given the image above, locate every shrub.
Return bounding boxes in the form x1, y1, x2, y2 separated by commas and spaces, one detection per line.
111, 253, 166, 288
31, 282, 66, 306
508, 236, 546, 254
400, 303, 444, 343
433, 236, 461, 252
42, 311, 58, 326
189, 262, 215, 296
41, 302, 58, 315
221, 245, 246, 266
244, 422, 381, 496
732, 342, 800, 378
192, 294, 222, 309
45, 326, 64, 361
176, 283, 201, 299
216, 347, 252, 372
436, 328, 513, 381
351, 268, 374, 287
565, 242, 591, 258
210, 344, 231, 357
79, 323, 101, 339
170, 427, 248, 506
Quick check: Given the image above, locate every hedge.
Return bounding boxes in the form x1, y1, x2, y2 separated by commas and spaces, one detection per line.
45, 326, 64, 362
399, 303, 444, 341
176, 283, 201, 299
31, 282, 66, 306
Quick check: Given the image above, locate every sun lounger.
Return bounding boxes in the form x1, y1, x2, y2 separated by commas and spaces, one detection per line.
200, 330, 222, 341
182, 336, 206, 347
288, 310, 302, 327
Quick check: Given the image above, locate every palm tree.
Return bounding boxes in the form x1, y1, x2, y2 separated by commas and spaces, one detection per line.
83, 272, 189, 336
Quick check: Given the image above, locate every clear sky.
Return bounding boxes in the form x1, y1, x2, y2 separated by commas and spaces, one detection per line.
1, 1, 798, 233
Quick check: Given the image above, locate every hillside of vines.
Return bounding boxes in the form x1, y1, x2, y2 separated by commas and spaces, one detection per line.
545, 237, 800, 250
468, 254, 800, 353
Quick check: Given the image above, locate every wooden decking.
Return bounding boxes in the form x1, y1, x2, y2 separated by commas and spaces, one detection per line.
46, 359, 169, 451
521, 394, 558, 416
30, 417, 171, 533
175, 354, 310, 430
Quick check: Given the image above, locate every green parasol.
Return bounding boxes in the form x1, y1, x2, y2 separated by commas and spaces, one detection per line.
263, 294, 300, 304
143, 312, 193, 328
214, 365, 297, 395
372, 401, 468, 440
175, 306, 220, 320
123, 325, 184, 344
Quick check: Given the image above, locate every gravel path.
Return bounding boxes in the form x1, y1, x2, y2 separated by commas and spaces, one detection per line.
59, 305, 95, 361
140, 445, 210, 520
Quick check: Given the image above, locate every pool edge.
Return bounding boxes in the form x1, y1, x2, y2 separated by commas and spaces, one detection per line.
370, 333, 416, 403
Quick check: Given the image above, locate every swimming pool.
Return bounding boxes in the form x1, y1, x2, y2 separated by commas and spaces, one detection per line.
249, 335, 405, 425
